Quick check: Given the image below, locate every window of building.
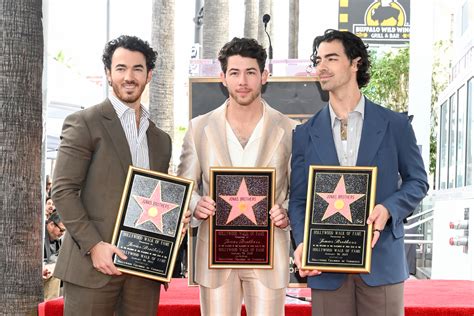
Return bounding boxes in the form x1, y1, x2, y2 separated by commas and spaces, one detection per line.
456, 85, 467, 187
439, 101, 449, 189
466, 77, 473, 186
461, 0, 470, 35
448, 94, 458, 188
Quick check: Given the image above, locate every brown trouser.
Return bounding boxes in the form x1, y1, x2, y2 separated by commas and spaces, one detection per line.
312, 274, 404, 316
63, 274, 161, 316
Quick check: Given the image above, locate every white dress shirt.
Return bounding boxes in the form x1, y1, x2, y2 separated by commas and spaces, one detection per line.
226, 109, 265, 167
109, 94, 150, 169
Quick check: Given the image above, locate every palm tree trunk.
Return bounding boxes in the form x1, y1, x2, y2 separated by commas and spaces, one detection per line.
0, 0, 44, 314
150, 0, 175, 142
288, 0, 299, 59
244, 0, 258, 39
202, 0, 229, 59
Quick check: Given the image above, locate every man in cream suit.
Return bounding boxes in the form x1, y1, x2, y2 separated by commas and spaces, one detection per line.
52, 35, 188, 315
178, 37, 297, 315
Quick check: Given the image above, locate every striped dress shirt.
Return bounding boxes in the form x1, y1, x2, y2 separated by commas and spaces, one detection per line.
109, 94, 150, 169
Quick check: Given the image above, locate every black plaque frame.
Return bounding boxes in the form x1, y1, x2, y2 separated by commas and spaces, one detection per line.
209, 167, 275, 269
111, 166, 194, 282
302, 166, 377, 273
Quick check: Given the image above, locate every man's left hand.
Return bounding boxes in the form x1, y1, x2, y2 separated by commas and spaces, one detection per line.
270, 204, 290, 229
367, 204, 391, 248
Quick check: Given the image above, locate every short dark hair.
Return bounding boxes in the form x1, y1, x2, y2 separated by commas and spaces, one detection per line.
47, 211, 62, 225
218, 37, 267, 74
102, 35, 157, 72
310, 29, 371, 88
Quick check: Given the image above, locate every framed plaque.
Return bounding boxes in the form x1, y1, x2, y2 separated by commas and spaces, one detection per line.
209, 167, 275, 268
302, 166, 377, 273
111, 166, 194, 282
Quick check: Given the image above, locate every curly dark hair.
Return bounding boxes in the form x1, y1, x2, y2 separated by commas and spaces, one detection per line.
218, 37, 267, 74
310, 29, 371, 88
47, 211, 62, 225
102, 35, 157, 72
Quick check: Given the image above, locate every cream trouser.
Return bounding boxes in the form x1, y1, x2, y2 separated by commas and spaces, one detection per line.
199, 269, 286, 316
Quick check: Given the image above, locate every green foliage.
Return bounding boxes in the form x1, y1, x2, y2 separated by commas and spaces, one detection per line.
174, 125, 188, 149
53, 50, 73, 69
361, 44, 451, 178
362, 47, 410, 112
54, 50, 65, 63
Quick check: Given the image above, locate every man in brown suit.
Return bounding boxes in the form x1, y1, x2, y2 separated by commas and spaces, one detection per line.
52, 35, 183, 315
178, 37, 297, 316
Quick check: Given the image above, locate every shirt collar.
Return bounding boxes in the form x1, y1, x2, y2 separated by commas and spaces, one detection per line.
224, 99, 266, 123
328, 94, 365, 127
109, 94, 150, 120
224, 99, 266, 144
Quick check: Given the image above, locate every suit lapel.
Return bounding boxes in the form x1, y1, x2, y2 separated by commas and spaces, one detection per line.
255, 103, 284, 167
100, 100, 132, 173
309, 105, 340, 165
356, 100, 388, 166
204, 103, 232, 166
147, 126, 160, 171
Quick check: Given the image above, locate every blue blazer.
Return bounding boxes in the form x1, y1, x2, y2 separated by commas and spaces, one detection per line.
289, 98, 429, 290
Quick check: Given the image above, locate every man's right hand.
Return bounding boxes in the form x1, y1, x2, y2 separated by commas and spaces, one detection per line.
90, 241, 127, 276
294, 243, 322, 278
42, 267, 52, 280
194, 196, 216, 220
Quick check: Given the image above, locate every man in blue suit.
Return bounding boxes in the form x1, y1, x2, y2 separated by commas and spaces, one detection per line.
289, 29, 429, 316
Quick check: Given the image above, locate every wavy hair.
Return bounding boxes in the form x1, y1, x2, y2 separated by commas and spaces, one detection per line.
218, 37, 267, 74
102, 35, 157, 72
310, 29, 371, 88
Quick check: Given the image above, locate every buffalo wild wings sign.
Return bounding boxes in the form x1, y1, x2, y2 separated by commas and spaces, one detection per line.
338, 0, 410, 45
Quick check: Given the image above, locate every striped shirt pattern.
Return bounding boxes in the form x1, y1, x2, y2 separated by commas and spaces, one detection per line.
109, 94, 150, 169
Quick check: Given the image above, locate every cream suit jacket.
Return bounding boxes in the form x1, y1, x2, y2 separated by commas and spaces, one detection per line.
178, 100, 297, 289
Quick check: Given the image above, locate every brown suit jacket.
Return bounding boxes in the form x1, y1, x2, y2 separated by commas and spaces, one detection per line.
52, 99, 171, 288
177, 100, 297, 289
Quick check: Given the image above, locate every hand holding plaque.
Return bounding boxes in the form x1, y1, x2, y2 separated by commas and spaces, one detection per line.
110, 166, 194, 282
302, 166, 377, 273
